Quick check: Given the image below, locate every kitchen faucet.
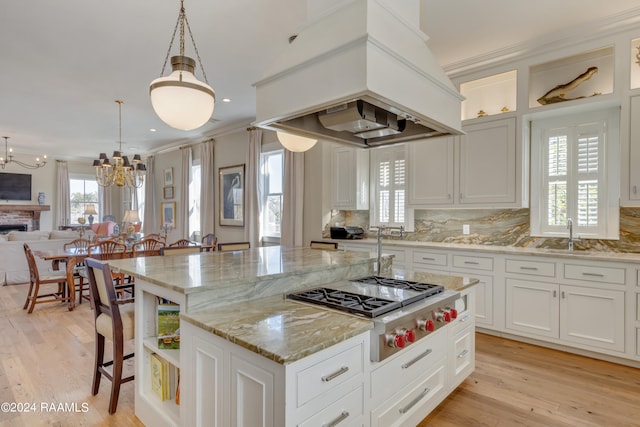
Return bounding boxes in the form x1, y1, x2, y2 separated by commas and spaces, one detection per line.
567, 218, 574, 251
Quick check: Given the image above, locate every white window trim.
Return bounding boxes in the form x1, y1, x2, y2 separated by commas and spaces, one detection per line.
260, 149, 284, 243
530, 107, 620, 240
369, 144, 414, 231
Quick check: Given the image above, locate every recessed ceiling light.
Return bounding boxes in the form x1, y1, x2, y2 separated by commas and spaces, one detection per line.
222, 98, 231, 103
149, 128, 157, 132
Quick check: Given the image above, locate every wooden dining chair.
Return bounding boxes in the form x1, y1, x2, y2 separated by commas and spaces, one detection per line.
144, 233, 166, 243
85, 258, 135, 414
310, 240, 339, 250
88, 240, 130, 297
22, 243, 75, 313
217, 241, 251, 252
64, 238, 91, 304
168, 238, 197, 247
132, 238, 165, 257
201, 233, 217, 252
160, 246, 202, 256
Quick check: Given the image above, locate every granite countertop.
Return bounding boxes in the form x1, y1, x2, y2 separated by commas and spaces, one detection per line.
182, 295, 373, 364
334, 238, 640, 263
181, 269, 477, 364
107, 246, 375, 294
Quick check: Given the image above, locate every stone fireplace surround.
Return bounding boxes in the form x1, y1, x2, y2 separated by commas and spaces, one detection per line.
0, 205, 50, 231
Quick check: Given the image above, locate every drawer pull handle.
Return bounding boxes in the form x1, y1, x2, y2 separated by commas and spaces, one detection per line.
457, 349, 469, 358
520, 266, 538, 271
399, 387, 431, 414
459, 315, 471, 323
553, 290, 557, 298
463, 261, 479, 265
323, 411, 349, 427
322, 366, 349, 382
582, 272, 605, 277
402, 349, 432, 369
422, 257, 436, 261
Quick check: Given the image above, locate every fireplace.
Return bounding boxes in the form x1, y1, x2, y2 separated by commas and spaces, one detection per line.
0, 224, 28, 234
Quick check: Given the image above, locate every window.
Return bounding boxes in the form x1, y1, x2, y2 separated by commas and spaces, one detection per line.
70, 177, 99, 224
530, 108, 619, 239
260, 150, 284, 242
370, 144, 412, 228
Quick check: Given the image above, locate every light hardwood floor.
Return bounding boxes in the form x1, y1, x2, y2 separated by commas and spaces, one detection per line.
1, 282, 639, 426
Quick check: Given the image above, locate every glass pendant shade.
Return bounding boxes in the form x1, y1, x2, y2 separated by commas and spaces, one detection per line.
150, 66, 215, 131
276, 131, 318, 152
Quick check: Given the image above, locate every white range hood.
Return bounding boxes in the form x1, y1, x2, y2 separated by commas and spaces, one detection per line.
253, 0, 464, 148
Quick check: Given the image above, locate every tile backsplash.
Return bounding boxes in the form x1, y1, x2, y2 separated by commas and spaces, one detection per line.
324, 208, 640, 253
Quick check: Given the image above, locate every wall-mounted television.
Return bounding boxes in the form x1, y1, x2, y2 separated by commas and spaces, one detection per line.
0, 172, 32, 201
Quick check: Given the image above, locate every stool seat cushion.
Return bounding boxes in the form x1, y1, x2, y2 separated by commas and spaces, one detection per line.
95, 303, 135, 341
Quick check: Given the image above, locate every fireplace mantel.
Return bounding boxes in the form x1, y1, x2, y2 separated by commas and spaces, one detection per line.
0, 205, 51, 230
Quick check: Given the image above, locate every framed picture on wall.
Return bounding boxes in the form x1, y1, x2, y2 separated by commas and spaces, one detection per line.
164, 167, 174, 186
163, 186, 174, 199
161, 202, 176, 228
219, 164, 244, 227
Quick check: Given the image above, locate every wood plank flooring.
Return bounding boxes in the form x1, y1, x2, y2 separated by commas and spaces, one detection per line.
1, 282, 639, 426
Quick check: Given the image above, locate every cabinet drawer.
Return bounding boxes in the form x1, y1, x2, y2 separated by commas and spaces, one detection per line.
506, 258, 555, 277
451, 326, 475, 388
412, 250, 448, 266
452, 254, 493, 271
299, 385, 363, 427
371, 329, 446, 405
296, 341, 363, 407
371, 364, 446, 427
564, 264, 625, 285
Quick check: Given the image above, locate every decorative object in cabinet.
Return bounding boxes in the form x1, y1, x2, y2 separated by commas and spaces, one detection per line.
459, 70, 517, 120
528, 47, 613, 109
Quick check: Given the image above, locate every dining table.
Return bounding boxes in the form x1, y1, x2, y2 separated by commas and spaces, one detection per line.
32, 247, 91, 310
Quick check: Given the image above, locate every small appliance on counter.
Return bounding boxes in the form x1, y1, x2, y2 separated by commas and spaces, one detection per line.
330, 226, 365, 239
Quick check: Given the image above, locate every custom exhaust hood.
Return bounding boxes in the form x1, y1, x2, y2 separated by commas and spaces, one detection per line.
253, 0, 464, 148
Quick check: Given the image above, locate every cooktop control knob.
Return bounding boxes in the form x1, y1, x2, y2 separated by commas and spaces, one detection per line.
405, 329, 416, 343
447, 307, 458, 319
386, 332, 406, 348
436, 309, 451, 323
416, 319, 435, 332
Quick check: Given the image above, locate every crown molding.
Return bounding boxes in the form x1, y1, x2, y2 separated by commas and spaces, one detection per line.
444, 7, 640, 79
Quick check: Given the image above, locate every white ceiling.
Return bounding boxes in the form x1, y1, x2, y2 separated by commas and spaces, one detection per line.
1, 0, 639, 161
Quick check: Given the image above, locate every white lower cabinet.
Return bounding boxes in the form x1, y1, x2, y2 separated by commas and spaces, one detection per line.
506, 279, 625, 352
182, 322, 367, 427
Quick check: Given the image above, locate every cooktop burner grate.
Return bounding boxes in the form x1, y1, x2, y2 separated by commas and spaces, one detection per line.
351, 275, 444, 299
287, 287, 402, 318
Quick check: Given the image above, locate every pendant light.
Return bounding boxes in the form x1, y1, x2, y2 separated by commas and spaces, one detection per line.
150, 0, 215, 131
276, 131, 318, 152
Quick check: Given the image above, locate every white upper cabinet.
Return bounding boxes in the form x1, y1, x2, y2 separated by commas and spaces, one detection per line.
627, 95, 640, 202
407, 135, 455, 205
408, 116, 522, 208
330, 146, 369, 210
459, 117, 517, 205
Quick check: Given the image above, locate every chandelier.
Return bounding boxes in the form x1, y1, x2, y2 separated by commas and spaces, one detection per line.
149, 0, 215, 131
0, 137, 47, 169
92, 100, 146, 188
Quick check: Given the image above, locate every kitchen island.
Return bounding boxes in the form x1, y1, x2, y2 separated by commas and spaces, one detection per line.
108, 246, 476, 426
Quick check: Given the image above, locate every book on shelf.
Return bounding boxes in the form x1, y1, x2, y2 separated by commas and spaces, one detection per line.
150, 353, 179, 401
157, 302, 180, 349
150, 353, 165, 400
